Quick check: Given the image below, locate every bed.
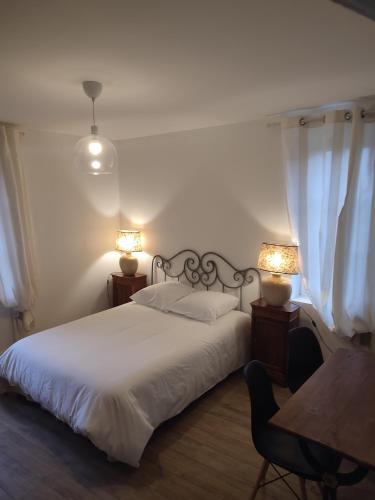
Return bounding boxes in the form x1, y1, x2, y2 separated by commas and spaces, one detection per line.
0, 250, 260, 467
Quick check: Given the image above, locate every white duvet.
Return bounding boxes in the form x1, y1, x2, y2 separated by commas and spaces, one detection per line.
0, 303, 251, 467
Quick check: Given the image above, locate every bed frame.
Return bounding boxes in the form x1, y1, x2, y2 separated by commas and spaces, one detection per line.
151, 249, 260, 310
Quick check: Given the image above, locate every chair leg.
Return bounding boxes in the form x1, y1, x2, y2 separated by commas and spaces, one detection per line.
250, 459, 270, 500
299, 478, 308, 500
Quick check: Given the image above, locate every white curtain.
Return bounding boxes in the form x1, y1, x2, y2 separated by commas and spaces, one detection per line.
282, 111, 351, 330
283, 108, 375, 338
0, 124, 37, 334
333, 111, 375, 337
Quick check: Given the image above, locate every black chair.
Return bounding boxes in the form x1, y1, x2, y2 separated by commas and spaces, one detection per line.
244, 360, 337, 500
287, 327, 324, 394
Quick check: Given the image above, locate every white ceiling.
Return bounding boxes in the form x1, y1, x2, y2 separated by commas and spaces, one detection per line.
1, 0, 375, 140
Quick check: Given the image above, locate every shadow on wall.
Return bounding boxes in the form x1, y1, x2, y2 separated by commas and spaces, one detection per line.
120, 173, 290, 280
118, 118, 291, 281
31, 197, 119, 332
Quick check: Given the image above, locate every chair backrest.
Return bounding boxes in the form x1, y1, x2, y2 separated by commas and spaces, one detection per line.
243, 361, 279, 440
287, 327, 324, 393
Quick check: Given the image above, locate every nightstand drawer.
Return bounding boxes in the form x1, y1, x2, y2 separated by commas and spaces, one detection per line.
251, 305, 299, 323
111, 273, 147, 307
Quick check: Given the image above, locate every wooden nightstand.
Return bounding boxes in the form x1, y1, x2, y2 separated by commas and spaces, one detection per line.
111, 273, 147, 307
250, 298, 300, 386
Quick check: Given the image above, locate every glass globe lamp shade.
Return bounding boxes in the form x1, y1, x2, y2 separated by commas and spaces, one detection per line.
74, 134, 117, 175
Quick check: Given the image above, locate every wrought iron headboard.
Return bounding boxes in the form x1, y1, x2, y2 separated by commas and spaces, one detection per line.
151, 249, 261, 310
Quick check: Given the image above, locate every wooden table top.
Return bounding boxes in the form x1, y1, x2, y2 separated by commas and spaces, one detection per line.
270, 348, 375, 469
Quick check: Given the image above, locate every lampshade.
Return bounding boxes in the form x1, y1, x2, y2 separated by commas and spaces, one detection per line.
74, 134, 117, 175
115, 230, 142, 253
257, 243, 299, 275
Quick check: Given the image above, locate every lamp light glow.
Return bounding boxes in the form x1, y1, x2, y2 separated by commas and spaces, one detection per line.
88, 141, 103, 155
75, 134, 117, 174
91, 160, 101, 169
257, 243, 299, 306
115, 230, 142, 253
115, 230, 142, 275
257, 243, 299, 275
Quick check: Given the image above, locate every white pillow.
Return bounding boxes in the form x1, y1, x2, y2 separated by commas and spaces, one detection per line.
130, 281, 195, 311
166, 290, 239, 322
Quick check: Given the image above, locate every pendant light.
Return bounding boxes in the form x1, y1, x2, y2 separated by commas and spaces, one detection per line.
74, 81, 117, 175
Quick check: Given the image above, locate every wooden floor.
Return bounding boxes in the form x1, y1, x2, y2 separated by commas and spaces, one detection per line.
0, 371, 374, 500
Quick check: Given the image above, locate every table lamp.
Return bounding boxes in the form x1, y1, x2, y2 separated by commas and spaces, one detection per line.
115, 230, 142, 276
257, 242, 299, 306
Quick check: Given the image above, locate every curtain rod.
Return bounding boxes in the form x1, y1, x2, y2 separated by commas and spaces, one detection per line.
299, 109, 375, 127
362, 109, 375, 119
267, 109, 375, 128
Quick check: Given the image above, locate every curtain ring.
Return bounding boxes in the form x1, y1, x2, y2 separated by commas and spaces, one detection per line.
344, 111, 352, 121
299, 118, 306, 127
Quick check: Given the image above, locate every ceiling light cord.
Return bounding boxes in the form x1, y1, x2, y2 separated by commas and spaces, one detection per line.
92, 98, 96, 127
90, 98, 98, 135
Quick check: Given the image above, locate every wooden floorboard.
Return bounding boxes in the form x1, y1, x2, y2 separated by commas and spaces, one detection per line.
0, 371, 374, 499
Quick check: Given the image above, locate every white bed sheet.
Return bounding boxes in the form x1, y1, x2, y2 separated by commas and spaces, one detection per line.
0, 303, 251, 466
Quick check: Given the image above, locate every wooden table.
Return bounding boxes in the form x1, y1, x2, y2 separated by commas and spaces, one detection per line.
270, 348, 375, 499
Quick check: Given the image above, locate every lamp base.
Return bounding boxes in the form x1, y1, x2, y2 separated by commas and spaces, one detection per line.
261, 273, 292, 307
119, 253, 138, 276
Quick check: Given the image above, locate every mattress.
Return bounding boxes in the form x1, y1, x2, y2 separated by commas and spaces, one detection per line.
0, 302, 251, 466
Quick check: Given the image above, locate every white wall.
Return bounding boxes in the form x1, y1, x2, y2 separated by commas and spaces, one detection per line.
19, 129, 119, 334
117, 119, 290, 277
